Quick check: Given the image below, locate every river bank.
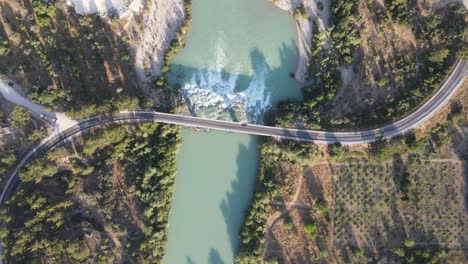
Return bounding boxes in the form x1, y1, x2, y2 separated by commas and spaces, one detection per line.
163, 0, 302, 262
126, 0, 187, 88
272, 0, 331, 83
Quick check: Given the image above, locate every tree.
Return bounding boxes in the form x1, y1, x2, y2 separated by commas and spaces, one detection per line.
427, 49, 449, 64
315, 198, 328, 214
393, 247, 405, 257
1, 148, 16, 166
355, 248, 365, 258
329, 143, 346, 158
113, 96, 140, 111
47, 147, 68, 161
456, 45, 468, 59
0, 36, 9, 56
304, 222, 318, 238
27, 128, 47, 143
294, 5, 308, 20
284, 217, 294, 230
9, 106, 31, 128
404, 239, 416, 248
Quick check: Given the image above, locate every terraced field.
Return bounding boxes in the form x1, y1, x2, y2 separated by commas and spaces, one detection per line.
333, 159, 467, 249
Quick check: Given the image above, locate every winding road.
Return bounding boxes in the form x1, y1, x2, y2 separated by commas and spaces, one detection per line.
0, 60, 467, 205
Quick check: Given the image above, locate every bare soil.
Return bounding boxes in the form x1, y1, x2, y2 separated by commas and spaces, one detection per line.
329, 0, 420, 120
0, 0, 140, 110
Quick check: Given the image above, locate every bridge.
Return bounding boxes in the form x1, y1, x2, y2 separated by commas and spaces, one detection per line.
0, 60, 467, 204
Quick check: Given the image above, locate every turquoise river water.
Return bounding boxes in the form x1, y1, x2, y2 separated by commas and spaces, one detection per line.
163, 0, 301, 263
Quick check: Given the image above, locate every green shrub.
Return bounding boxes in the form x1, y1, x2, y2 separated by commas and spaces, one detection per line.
456, 44, 468, 59
404, 239, 416, 248
427, 49, 449, 64
393, 247, 405, 257
66, 96, 140, 119
304, 222, 318, 238
30, 88, 66, 109
9, 106, 31, 128
284, 217, 294, 230
32, 0, 56, 28
0, 36, 10, 56
294, 4, 308, 20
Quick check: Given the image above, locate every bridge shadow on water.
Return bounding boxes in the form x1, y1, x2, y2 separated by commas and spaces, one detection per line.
168, 42, 299, 263
163, 41, 417, 263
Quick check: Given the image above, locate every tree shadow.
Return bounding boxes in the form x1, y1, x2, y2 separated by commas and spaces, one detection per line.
1, 1, 141, 113
449, 121, 468, 246
263, 228, 283, 263
332, 161, 409, 260
162, 43, 302, 261
186, 256, 196, 264
208, 248, 225, 264
219, 142, 258, 262
301, 166, 325, 207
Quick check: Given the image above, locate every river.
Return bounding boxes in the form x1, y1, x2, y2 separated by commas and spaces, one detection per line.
163, 0, 301, 263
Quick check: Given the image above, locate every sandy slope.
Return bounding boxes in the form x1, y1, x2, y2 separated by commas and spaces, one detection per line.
429, 0, 468, 9
129, 0, 185, 84
67, 0, 143, 17
273, 0, 331, 84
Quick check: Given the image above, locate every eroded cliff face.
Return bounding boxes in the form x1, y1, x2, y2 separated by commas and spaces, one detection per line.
427, 0, 468, 10
69, 0, 186, 91
271, 0, 331, 84
127, 0, 186, 87
67, 0, 144, 16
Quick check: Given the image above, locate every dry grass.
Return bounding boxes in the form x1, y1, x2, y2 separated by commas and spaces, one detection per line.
265, 162, 336, 263
34, 139, 154, 262
415, 80, 468, 137
0, 0, 139, 109
333, 159, 467, 249
330, 0, 420, 119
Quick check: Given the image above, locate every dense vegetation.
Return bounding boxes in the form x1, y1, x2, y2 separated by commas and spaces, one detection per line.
8, 105, 31, 128
0, 1, 192, 262
0, 147, 16, 176
1, 123, 180, 263
267, 20, 341, 129
66, 95, 140, 119
330, 0, 361, 64
242, 86, 467, 262
266, 0, 359, 129
267, 0, 467, 130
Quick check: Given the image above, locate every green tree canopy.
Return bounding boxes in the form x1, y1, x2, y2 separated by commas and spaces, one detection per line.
427, 49, 449, 64
9, 106, 31, 128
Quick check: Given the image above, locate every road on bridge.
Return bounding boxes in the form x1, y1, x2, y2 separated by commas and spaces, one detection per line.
0, 60, 467, 205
